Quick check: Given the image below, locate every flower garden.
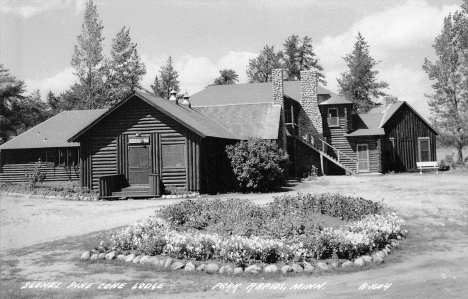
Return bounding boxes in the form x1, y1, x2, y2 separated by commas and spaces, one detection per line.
81, 193, 407, 274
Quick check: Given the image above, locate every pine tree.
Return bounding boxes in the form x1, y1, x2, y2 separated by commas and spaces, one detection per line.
158, 56, 180, 99
46, 91, 61, 113
0, 64, 26, 143
337, 32, 389, 112
71, 0, 105, 109
213, 69, 239, 85
246, 45, 284, 83
150, 75, 162, 97
104, 26, 146, 104
423, 0, 468, 164
283, 35, 326, 84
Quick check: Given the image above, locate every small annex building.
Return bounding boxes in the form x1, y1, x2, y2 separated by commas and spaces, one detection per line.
0, 69, 438, 197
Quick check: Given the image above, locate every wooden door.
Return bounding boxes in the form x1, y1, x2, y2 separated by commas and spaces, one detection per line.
128, 145, 149, 185
357, 144, 370, 172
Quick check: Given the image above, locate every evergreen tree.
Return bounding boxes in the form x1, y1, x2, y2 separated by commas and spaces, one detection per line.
246, 45, 284, 83
213, 69, 239, 85
423, 0, 468, 164
150, 74, 162, 97
71, 0, 105, 109
0, 64, 26, 143
46, 91, 61, 113
158, 56, 180, 99
283, 35, 326, 84
337, 33, 389, 112
104, 26, 146, 105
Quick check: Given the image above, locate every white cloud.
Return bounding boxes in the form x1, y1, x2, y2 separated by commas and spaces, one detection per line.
315, 0, 458, 118
0, 0, 87, 18
140, 51, 257, 96
24, 67, 77, 98
316, 0, 458, 68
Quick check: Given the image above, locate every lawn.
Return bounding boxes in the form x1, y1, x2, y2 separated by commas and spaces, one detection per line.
1, 169, 468, 299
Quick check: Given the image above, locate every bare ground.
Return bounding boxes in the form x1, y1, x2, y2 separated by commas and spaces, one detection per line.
1, 170, 468, 298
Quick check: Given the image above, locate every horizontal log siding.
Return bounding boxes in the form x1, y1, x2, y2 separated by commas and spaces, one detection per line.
78, 96, 202, 191
320, 105, 357, 172
0, 162, 79, 182
348, 137, 381, 173
384, 105, 437, 172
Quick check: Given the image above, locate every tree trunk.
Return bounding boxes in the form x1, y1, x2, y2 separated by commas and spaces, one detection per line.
457, 143, 464, 164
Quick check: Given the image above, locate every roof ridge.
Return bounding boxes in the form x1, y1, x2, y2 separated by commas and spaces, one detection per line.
193, 102, 272, 108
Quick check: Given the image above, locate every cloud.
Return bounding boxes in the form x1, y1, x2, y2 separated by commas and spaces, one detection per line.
140, 51, 257, 95
316, 0, 458, 68
24, 67, 77, 98
0, 0, 87, 18
315, 0, 458, 118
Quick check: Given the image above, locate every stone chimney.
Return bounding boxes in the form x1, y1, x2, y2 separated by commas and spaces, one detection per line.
272, 69, 284, 106
299, 70, 322, 135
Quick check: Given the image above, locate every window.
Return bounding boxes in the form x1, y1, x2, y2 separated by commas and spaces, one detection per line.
418, 137, 431, 162
162, 144, 185, 168
328, 108, 339, 127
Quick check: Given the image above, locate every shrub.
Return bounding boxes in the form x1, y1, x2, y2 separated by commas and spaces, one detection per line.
225, 138, 289, 192
439, 160, 450, 171
24, 162, 46, 188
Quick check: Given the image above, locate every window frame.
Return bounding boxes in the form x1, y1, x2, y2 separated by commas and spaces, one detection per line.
418, 137, 431, 162
328, 108, 339, 127
161, 143, 186, 169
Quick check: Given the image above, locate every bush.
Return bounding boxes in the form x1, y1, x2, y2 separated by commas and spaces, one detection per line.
24, 162, 46, 188
225, 138, 288, 192
439, 160, 450, 171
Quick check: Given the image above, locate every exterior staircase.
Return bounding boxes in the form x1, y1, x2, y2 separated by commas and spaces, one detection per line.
293, 134, 356, 175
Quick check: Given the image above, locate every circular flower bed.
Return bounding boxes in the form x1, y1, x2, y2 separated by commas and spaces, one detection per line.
82, 193, 406, 274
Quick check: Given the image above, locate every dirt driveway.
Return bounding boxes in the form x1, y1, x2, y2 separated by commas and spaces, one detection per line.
1, 171, 468, 298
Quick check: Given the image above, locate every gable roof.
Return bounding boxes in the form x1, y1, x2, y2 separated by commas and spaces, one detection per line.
189, 81, 333, 106
68, 92, 239, 142
319, 95, 353, 105
0, 109, 107, 150
195, 103, 281, 140
368, 101, 437, 134
344, 114, 385, 136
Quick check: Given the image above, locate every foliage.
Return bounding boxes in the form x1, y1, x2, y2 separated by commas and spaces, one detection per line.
337, 32, 389, 112
0, 66, 53, 144
0, 182, 98, 200
103, 26, 146, 105
283, 35, 326, 85
152, 56, 180, 99
213, 69, 239, 85
71, 0, 106, 109
302, 165, 319, 181
423, 0, 468, 164
246, 45, 284, 83
439, 159, 450, 171
24, 162, 46, 188
110, 208, 405, 265
225, 139, 289, 192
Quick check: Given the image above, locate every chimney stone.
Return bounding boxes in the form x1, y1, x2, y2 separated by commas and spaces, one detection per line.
299, 70, 322, 136
272, 69, 284, 106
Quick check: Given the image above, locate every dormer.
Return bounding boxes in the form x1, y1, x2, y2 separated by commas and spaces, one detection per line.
319, 96, 354, 133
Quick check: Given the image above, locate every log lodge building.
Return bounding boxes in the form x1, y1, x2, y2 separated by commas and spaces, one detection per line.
0, 70, 438, 198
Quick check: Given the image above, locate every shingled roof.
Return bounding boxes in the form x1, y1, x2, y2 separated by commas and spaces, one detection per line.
344, 114, 385, 136
69, 92, 239, 142
195, 103, 281, 140
0, 109, 107, 150
189, 81, 333, 106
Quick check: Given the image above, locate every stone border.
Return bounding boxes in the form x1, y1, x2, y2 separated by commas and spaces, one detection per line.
80, 240, 401, 275
1, 191, 98, 201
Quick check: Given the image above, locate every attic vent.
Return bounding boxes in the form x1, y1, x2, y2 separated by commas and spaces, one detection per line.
169, 89, 178, 103
181, 95, 191, 108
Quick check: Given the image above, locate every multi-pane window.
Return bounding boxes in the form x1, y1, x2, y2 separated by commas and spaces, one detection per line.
328, 108, 339, 127
162, 144, 185, 168
418, 138, 431, 162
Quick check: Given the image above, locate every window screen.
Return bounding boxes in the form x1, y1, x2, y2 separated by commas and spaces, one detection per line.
328, 108, 339, 126
162, 144, 185, 168
418, 138, 430, 162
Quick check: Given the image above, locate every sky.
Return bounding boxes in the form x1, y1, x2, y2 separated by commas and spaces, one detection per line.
0, 0, 463, 118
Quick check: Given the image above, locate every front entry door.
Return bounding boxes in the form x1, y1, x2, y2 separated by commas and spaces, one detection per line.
128, 145, 149, 184
357, 144, 370, 172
